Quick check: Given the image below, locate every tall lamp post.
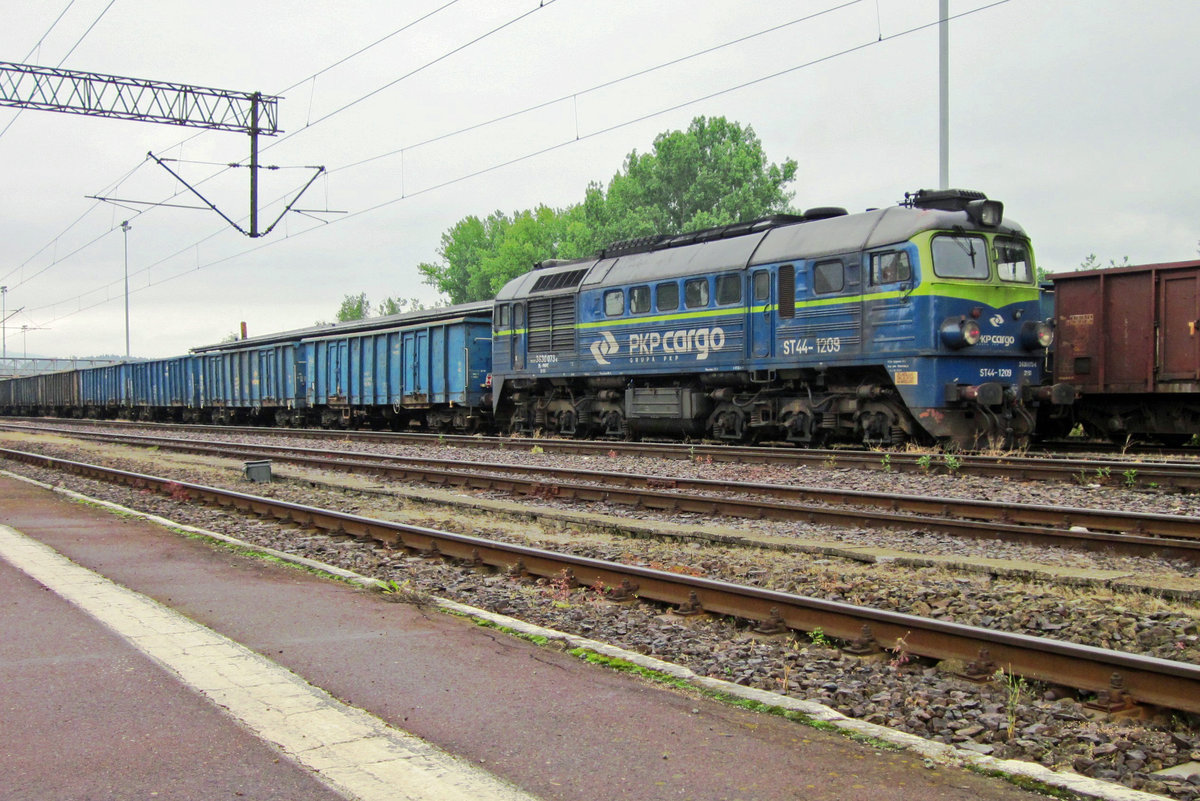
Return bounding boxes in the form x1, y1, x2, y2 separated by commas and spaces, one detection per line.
1, 285, 6, 361
122, 221, 131, 358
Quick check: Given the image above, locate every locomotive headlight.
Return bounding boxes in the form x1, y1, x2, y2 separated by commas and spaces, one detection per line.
965, 198, 1004, 227
962, 319, 982, 345
1020, 321, 1054, 350
940, 317, 981, 349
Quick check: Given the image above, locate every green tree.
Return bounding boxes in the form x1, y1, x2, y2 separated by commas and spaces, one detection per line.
418, 205, 583, 304
418, 115, 797, 303
376, 296, 443, 316
583, 116, 798, 246
336, 292, 371, 321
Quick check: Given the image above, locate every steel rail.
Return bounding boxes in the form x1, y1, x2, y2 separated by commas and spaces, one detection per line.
12, 425, 1200, 562
3, 445, 1199, 715
4, 417, 1199, 490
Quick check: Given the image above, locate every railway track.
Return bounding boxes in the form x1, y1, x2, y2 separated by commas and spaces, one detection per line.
4, 445, 1199, 717
5, 422, 1200, 563
5, 416, 1200, 490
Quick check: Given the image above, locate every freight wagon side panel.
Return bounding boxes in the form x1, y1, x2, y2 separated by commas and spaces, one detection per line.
1055, 271, 1155, 393
257, 344, 301, 408
1055, 262, 1200, 394
259, 348, 279, 406
43, 370, 79, 408
284, 345, 303, 407
402, 329, 430, 405
1160, 270, 1200, 384
306, 339, 349, 406
374, 334, 390, 406
433, 321, 491, 405
431, 325, 448, 403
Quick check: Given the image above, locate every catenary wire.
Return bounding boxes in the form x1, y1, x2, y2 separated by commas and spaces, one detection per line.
31, 0, 1011, 331
0, 0, 118, 142
3, 0, 547, 300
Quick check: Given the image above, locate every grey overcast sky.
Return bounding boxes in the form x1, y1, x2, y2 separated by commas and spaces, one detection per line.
2, 0, 1197, 359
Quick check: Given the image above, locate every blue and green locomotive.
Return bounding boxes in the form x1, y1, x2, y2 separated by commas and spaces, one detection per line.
491, 189, 1071, 449
1, 189, 1073, 449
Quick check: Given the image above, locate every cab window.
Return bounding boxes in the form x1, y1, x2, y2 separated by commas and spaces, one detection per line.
996, 238, 1032, 283
496, 304, 510, 331
604, 289, 624, 317
629, 285, 651, 314
684, 278, 709, 308
753, 271, 770, 302
932, 235, 989, 279
870, 251, 912, 285
814, 260, 844, 294
656, 282, 679, 312
715, 274, 741, 305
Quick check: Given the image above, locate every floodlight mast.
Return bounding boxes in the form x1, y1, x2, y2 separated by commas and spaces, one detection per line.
0, 61, 291, 237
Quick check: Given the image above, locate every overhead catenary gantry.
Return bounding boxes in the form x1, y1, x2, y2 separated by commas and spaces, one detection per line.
0, 61, 321, 237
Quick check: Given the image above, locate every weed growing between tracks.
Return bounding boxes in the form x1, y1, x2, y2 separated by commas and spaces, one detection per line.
463, 620, 912, 755
964, 766, 1076, 800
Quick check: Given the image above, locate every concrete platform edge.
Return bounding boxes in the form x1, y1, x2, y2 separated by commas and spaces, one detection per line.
2, 468, 1170, 801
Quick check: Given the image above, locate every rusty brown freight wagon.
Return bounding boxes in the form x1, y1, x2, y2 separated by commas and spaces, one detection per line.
1052, 259, 1200, 443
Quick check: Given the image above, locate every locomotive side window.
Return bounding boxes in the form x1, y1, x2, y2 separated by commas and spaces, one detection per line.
814, 260, 844, 294
514, 303, 525, 329
716, 274, 741, 305
753, 271, 770, 302
870, 251, 912, 285
630, 285, 651, 314
496, 304, 510, 331
684, 278, 710, 308
656, 282, 679, 311
932, 235, 989, 279
604, 289, 624, 317
995, 238, 1032, 283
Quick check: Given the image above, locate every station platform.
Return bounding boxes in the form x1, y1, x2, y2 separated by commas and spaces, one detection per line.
0, 470, 1089, 801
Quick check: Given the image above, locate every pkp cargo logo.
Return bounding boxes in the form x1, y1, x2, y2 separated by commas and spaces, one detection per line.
989, 314, 1004, 327
590, 331, 619, 365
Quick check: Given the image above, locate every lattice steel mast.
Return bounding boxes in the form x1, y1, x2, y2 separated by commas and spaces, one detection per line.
0, 61, 311, 237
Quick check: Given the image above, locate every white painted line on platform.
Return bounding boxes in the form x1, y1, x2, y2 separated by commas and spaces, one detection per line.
0, 523, 540, 801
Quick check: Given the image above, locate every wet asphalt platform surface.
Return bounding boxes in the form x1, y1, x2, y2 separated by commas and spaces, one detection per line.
0, 472, 1048, 801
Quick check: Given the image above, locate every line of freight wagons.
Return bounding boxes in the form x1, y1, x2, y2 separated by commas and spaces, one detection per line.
0, 306, 495, 431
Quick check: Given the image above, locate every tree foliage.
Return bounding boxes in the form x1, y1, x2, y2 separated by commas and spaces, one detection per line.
418, 116, 797, 303
333, 293, 436, 323
336, 293, 371, 322
1077, 254, 1131, 271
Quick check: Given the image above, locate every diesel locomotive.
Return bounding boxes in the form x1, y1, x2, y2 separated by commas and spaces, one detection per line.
0, 189, 1073, 450
493, 189, 1070, 448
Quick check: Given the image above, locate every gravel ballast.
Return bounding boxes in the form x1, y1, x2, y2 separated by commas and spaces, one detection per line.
2, 430, 1199, 800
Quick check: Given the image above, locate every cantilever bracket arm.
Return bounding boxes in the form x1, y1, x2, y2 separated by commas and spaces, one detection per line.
147, 152, 326, 238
